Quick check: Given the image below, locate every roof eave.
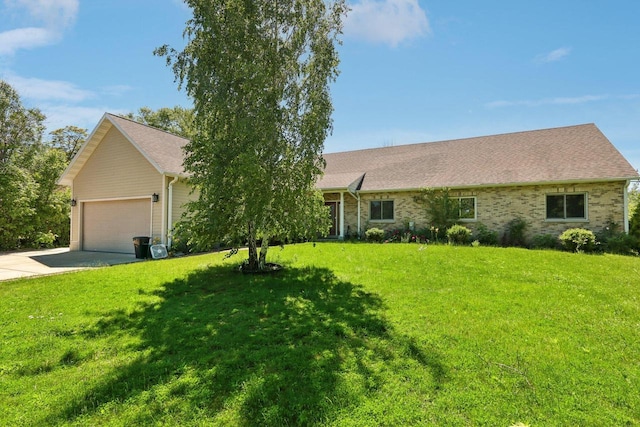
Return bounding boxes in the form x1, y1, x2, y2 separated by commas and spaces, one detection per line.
57, 113, 111, 187
353, 176, 640, 194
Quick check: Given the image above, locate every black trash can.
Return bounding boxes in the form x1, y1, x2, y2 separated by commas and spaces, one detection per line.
133, 236, 151, 259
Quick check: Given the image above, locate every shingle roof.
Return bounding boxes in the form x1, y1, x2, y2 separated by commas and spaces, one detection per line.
106, 114, 189, 176
60, 117, 637, 192
58, 113, 189, 186
318, 124, 639, 192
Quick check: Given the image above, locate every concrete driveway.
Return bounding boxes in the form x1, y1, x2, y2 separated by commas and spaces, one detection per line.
0, 248, 142, 282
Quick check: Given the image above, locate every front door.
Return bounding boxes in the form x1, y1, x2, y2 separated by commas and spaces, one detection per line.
325, 201, 339, 237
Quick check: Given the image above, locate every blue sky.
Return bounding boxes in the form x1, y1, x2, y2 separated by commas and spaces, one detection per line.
1, 0, 639, 172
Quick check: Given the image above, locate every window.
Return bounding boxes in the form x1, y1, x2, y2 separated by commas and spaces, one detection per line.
457, 197, 476, 220
370, 200, 394, 221
546, 193, 587, 220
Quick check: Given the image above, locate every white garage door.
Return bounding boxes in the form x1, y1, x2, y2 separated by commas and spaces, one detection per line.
83, 199, 151, 253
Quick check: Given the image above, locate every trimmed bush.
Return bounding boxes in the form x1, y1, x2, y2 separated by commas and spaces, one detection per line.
559, 228, 597, 253
447, 224, 472, 245
365, 227, 385, 243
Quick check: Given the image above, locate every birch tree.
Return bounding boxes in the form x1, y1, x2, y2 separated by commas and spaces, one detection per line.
156, 0, 346, 271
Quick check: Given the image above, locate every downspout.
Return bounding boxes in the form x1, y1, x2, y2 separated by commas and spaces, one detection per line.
167, 176, 179, 248
624, 180, 631, 233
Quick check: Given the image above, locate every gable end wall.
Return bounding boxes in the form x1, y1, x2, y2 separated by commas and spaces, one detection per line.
70, 126, 164, 249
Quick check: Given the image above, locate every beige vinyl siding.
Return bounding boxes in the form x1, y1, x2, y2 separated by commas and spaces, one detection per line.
171, 178, 194, 226
71, 125, 164, 250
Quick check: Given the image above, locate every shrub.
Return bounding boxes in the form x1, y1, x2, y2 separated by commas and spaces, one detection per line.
385, 227, 404, 243
414, 187, 460, 233
35, 231, 58, 248
422, 226, 445, 243
601, 233, 639, 256
531, 234, 559, 250
502, 218, 528, 247
475, 223, 498, 246
365, 227, 385, 243
559, 228, 597, 253
169, 222, 200, 254
447, 224, 472, 245
400, 232, 413, 243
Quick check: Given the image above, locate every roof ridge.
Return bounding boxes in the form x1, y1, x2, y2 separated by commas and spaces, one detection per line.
324, 123, 597, 155
105, 112, 189, 141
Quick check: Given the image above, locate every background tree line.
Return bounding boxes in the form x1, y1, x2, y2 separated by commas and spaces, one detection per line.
0, 80, 87, 251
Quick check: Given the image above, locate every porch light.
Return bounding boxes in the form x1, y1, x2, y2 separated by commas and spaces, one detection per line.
152, 193, 159, 203
70, 199, 77, 207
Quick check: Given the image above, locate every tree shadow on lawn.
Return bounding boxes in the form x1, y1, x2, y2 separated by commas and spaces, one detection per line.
47, 265, 447, 425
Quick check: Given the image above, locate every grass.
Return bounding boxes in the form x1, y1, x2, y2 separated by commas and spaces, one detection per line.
1, 243, 639, 426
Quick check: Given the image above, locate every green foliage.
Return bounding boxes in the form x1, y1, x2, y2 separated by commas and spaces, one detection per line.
413, 187, 460, 231
531, 234, 559, 250
559, 228, 598, 253
602, 233, 639, 255
0, 80, 71, 250
629, 183, 640, 239
596, 222, 639, 255
384, 226, 428, 243
0, 80, 45, 165
35, 231, 58, 248
474, 222, 499, 246
446, 224, 472, 245
2, 244, 640, 426
502, 217, 529, 247
156, 0, 346, 270
365, 227, 385, 242
48, 126, 88, 161
125, 106, 195, 139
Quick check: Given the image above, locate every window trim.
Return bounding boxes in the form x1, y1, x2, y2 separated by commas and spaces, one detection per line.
545, 192, 588, 221
369, 199, 394, 222
457, 196, 477, 222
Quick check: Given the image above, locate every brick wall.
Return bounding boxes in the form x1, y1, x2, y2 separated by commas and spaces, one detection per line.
325, 181, 628, 239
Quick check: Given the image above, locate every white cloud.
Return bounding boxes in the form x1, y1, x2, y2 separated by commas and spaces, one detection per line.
535, 47, 571, 64
486, 95, 607, 109
0, 27, 55, 54
0, 0, 79, 55
4, 73, 94, 102
7, 0, 79, 27
344, 0, 430, 47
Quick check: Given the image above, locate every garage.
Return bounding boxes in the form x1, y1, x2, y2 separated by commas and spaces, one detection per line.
83, 199, 151, 253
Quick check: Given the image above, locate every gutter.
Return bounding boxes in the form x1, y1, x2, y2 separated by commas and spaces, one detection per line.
351, 177, 640, 194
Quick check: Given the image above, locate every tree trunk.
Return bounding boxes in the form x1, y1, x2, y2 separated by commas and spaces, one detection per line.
247, 221, 259, 271
258, 236, 269, 270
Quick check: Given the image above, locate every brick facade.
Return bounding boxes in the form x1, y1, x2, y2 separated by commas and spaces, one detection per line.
324, 180, 628, 240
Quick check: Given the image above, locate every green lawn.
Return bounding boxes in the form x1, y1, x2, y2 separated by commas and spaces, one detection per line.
1, 243, 639, 426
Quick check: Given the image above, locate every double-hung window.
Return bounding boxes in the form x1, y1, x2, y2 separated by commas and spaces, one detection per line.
370, 200, 394, 221
546, 193, 587, 220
